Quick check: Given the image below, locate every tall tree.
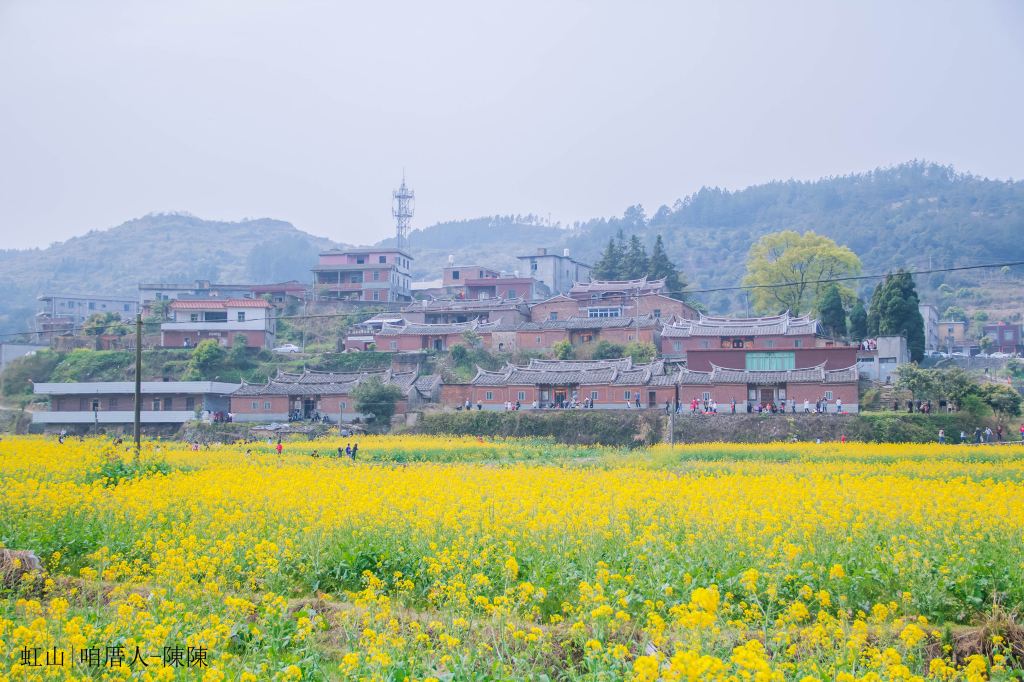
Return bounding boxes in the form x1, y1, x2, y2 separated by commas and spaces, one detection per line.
849, 298, 868, 341
816, 284, 847, 337
870, 271, 926, 362
622, 235, 649, 280
648, 234, 688, 300
592, 230, 626, 280
742, 230, 862, 315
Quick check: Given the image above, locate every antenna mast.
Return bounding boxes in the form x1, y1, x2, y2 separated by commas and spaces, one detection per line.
392, 172, 415, 252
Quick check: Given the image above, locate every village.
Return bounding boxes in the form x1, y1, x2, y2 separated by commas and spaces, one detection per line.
11, 226, 1018, 435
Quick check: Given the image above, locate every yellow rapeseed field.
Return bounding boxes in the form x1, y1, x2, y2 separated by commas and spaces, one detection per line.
1, 435, 1023, 680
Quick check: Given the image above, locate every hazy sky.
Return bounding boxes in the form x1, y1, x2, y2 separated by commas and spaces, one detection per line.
1, 1, 1022, 250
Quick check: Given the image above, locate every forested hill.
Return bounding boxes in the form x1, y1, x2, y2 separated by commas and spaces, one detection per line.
400, 162, 1024, 314
0, 213, 341, 335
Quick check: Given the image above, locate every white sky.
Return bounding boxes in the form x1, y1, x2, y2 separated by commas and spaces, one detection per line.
0, 0, 1022, 249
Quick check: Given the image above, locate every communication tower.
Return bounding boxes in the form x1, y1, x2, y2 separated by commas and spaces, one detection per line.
392, 173, 415, 252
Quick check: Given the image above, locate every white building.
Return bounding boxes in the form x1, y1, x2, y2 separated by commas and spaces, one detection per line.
516, 248, 590, 295
856, 336, 910, 383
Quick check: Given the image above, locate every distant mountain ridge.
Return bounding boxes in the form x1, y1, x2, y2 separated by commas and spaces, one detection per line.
0, 161, 1020, 335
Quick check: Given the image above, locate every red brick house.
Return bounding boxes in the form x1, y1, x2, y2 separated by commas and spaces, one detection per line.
402, 298, 531, 326
983, 322, 1023, 354
313, 248, 413, 303
660, 313, 856, 370
439, 357, 859, 411
161, 299, 276, 349
514, 315, 659, 353
231, 369, 440, 422
374, 320, 504, 352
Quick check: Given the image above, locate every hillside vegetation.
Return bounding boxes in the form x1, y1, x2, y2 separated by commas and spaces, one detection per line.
2, 161, 1021, 334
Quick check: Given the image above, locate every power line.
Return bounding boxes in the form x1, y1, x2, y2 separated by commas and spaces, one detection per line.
2, 259, 1021, 343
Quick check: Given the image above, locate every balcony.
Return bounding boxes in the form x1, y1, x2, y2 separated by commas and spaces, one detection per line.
162, 318, 271, 332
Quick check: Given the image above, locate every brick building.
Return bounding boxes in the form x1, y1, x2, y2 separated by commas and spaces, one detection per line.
313, 248, 413, 303
402, 298, 531, 326
565, 277, 697, 321
440, 357, 859, 411
231, 369, 440, 422
32, 380, 239, 432
161, 299, 275, 349
374, 320, 507, 353
514, 315, 659, 353
983, 322, 1023, 354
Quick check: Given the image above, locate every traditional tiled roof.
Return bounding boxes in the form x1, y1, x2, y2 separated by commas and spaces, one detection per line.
376, 320, 502, 336
234, 369, 424, 397
673, 364, 859, 386
470, 357, 670, 387
169, 298, 272, 309
569, 277, 666, 295
402, 297, 528, 312
518, 315, 658, 331
660, 313, 819, 338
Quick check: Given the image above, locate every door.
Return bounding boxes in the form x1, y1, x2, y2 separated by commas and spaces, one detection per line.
303, 399, 315, 418
648, 391, 657, 408
554, 390, 567, 406
759, 388, 775, 405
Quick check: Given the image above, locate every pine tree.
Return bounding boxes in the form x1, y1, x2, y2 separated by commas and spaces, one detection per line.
816, 284, 847, 337
870, 271, 926, 362
592, 237, 623, 280
849, 298, 868, 341
648, 234, 688, 300
623, 235, 649, 280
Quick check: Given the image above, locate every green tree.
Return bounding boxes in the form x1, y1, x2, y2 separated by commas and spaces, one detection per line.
592, 230, 626, 280
552, 339, 574, 360
622, 235, 649, 280
228, 334, 251, 369
742, 230, 862, 315
942, 306, 967, 322
623, 341, 656, 364
82, 312, 129, 336
894, 364, 937, 401
849, 298, 868, 341
816, 284, 847, 337
184, 339, 227, 379
352, 377, 405, 426
591, 340, 626, 360
978, 383, 1022, 419
647, 234, 688, 300
460, 329, 482, 349
870, 271, 926, 362
449, 344, 468, 364
934, 367, 978, 411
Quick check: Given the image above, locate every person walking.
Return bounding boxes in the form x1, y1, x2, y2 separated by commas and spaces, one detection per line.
938, 428, 945, 444
974, 427, 982, 444
350, 443, 358, 461
731, 398, 736, 414
835, 398, 842, 414
276, 439, 283, 455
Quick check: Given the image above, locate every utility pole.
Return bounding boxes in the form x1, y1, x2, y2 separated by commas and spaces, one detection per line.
133, 313, 142, 462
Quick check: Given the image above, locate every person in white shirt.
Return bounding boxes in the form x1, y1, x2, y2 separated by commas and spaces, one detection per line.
835, 398, 842, 413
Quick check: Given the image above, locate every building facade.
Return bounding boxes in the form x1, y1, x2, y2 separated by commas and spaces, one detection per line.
230, 369, 440, 422
161, 299, 276, 349
35, 293, 138, 337
439, 357, 859, 412
516, 248, 591, 295
983, 322, 1022, 354
918, 303, 940, 351
856, 336, 910, 383
32, 381, 239, 431
313, 248, 413, 303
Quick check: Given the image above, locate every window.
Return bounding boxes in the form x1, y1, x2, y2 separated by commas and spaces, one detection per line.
590, 390, 598, 400
794, 339, 802, 348
204, 311, 227, 322
765, 339, 775, 348
628, 335, 634, 341
251, 401, 258, 409
536, 336, 541, 344
699, 340, 710, 349
356, 257, 365, 264
190, 313, 200, 322
186, 397, 195, 410
745, 352, 796, 371
485, 391, 493, 401
824, 391, 834, 401
549, 312, 558, 321
389, 341, 398, 350
624, 391, 632, 400
747, 388, 757, 400
152, 399, 161, 411
237, 312, 246, 322
732, 339, 744, 348
479, 270, 485, 278
163, 398, 172, 410
379, 255, 387, 263
452, 270, 460, 280
517, 391, 526, 401
372, 271, 380, 281
88, 302, 95, 310
582, 334, 593, 343
653, 309, 661, 318
91, 399, 100, 411
349, 273, 363, 283
702, 392, 711, 401
339, 401, 346, 410
124, 304, 130, 312
587, 307, 621, 318
264, 401, 271, 409
109, 398, 119, 409
672, 341, 682, 352
372, 291, 380, 301
530, 259, 537, 271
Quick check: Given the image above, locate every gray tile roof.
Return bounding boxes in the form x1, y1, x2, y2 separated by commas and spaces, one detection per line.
661, 313, 819, 338
569, 277, 666, 294
377, 320, 502, 336
402, 297, 528, 312
234, 369, 422, 397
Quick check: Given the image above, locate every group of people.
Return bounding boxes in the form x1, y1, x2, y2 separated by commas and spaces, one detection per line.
289, 410, 331, 423
895, 400, 937, 413
661, 397, 844, 415
859, 339, 878, 351
939, 424, 1024, 445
